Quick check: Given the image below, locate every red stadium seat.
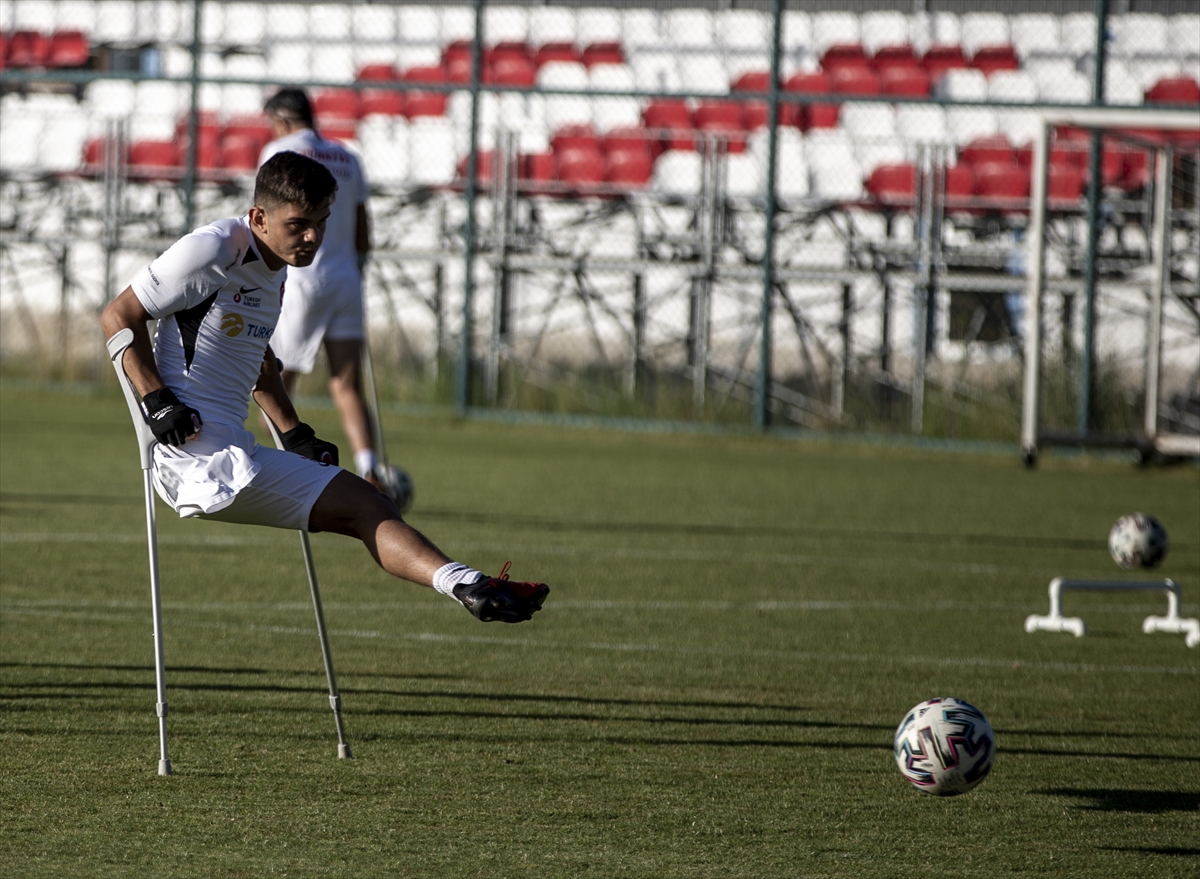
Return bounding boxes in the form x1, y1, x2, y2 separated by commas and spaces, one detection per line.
960, 134, 1016, 167
1047, 163, 1084, 204
603, 126, 659, 159
556, 146, 606, 184
403, 66, 449, 118
489, 55, 536, 87
643, 99, 696, 150
181, 129, 223, 169
456, 150, 494, 185
551, 124, 601, 153
443, 41, 476, 83
7, 30, 49, 68
973, 161, 1030, 203
581, 42, 625, 67
220, 135, 260, 171
732, 71, 775, 130
830, 66, 881, 96
536, 42, 581, 67
783, 71, 835, 130
1016, 138, 1090, 169
1145, 76, 1200, 106
47, 30, 89, 68
1118, 149, 1150, 191
0, 32, 8, 70
944, 164, 974, 208
489, 41, 532, 65
922, 45, 967, 85
223, 115, 272, 153
175, 111, 221, 139
694, 100, 747, 153
359, 88, 405, 117
356, 64, 396, 82
872, 45, 918, 72
971, 46, 1020, 77
881, 66, 930, 97
521, 151, 557, 181
821, 44, 869, 74
320, 117, 357, 143
314, 89, 360, 119
129, 140, 181, 179
865, 163, 917, 206
606, 148, 654, 187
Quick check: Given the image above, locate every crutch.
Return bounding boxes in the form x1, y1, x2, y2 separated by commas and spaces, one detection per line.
258, 411, 352, 759
359, 271, 413, 513
106, 328, 172, 776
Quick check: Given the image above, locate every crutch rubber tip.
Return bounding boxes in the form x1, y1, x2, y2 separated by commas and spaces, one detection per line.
338, 744, 353, 760
159, 759, 172, 776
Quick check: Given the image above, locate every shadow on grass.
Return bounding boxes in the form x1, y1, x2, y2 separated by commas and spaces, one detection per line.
1101, 847, 1200, 857
1037, 788, 1200, 812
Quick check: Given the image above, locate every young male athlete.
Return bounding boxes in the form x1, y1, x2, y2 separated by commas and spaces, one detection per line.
100, 151, 548, 623
257, 88, 395, 496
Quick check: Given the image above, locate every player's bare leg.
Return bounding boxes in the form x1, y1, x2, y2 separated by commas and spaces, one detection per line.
308, 471, 548, 622
324, 338, 373, 464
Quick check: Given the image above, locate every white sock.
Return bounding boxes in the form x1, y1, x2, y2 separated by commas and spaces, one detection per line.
432, 562, 483, 598
354, 449, 378, 478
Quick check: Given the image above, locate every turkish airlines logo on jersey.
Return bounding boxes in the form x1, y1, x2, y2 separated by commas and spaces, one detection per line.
220, 311, 274, 341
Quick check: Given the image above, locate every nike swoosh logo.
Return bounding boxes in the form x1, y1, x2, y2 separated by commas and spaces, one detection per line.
239, 286, 260, 294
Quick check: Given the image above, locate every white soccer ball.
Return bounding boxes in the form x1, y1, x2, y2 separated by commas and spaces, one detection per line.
1108, 513, 1168, 569
894, 697, 996, 796
376, 464, 415, 514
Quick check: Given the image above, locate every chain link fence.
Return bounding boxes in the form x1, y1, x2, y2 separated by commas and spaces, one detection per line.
2, 0, 1197, 445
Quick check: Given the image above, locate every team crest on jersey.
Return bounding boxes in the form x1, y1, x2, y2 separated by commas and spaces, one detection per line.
221, 313, 245, 336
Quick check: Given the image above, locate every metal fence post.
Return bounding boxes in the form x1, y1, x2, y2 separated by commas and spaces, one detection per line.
455, 0, 485, 416
756, 0, 784, 430
1078, 0, 1109, 435
181, 0, 202, 234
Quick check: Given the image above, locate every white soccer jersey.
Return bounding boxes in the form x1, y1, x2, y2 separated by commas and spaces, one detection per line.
130, 215, 286, 431
258, 128, 368, 280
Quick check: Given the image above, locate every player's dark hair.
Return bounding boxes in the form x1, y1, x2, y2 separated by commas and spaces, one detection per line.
254, 151, 338, 212
263, 87, 314, 128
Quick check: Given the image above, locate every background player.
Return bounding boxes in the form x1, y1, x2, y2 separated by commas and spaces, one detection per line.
100, 150, 548, 624
258, 88, 405, 503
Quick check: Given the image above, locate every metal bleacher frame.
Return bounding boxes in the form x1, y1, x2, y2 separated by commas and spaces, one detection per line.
1, 0, 1198, 451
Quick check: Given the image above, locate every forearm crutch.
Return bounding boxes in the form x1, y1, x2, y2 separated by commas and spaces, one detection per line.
106, 328, 172, 776
260, 412, 352, 760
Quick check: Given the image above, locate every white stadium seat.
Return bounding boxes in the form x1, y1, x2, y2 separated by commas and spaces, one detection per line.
91, 0, 135, 41
782, 11, 812, 52
0, 103, 43, 171
679, 53, 728, 94
264, 4, 308, 41
360, 116, 409, 186
665, 9, 713, 47
988, 71, 1039, 103
441, 6, 476, 43
408, 118, 457, 186
396, 45, 442, 71
578, 9, 621, 44
222, 83, 265, 116
938, 68, 989, 101
1038, 70, 1092, 104
530, 7, 576, 45
201, 4, 225, 45
1104, 59, 1144, 106
945, 108, 998, 144
1169, 15, 1200, 57
12, 1, 57, 30
41, 115, 90, 172
718, 10, 769, 51
960, 13, 1010, 55
311, 44, 357, 83
538, 61, 589, 89
840, 102, 896, 139
623, 10, 661, 50
807, 131, 862, 200
1110, 14, 1168, 56
1130, 58, 1181, 91
398, 6, 440, 43
484, 6, 529, 44
856, 140, 907, 176
1060, 13, 1098, 56
653, 151, 703, 197
310, 5, 350, 40
777, 151, 810, 201
1010, 14, 1062, 58
590, 65, 639, 132
860, 11, 909, 54
86, 79, 137, 117
353, 5, 397, 42
268, 43, 311, 83
135, 80, 185, 117
726, 153, 764, 198
56, 1, 98, 33
631, 52, 681, 92
896, 105, 947, 145
994, 111, 1042, 147
911, 12, 960, 53
812, 11, 859, 54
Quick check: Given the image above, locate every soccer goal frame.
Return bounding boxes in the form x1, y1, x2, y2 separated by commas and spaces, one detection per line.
1020, 107, 1200, 465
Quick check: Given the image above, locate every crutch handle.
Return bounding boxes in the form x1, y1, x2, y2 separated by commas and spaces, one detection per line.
106, 328, 158, 471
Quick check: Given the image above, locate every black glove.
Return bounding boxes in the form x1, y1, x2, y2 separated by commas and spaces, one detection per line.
141, 388, 202, 446
280, 422, 339, 466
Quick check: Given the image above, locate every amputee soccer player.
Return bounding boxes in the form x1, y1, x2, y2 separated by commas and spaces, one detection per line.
258, 87, 393, 495
100, 151, 548, 623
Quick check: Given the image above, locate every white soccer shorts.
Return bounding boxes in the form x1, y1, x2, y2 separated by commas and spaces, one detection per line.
198, 446, 343, 532
272, 274, 365, 374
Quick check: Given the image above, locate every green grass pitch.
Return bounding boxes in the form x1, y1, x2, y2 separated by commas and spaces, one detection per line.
1, 384, 1197, 878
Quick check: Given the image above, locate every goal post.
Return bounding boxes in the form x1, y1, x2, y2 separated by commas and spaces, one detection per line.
1021, 107, 1200, 465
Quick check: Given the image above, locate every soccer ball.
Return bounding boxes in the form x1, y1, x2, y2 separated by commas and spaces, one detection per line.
894, 697, 996, 796
1108, 513, 1168, 569
375, 463, 414, 514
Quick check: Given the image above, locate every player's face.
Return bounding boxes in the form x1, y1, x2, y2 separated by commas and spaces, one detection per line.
254, 199, 332, 269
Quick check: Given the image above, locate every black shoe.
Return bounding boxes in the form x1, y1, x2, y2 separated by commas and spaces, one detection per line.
452, 573, 549, 623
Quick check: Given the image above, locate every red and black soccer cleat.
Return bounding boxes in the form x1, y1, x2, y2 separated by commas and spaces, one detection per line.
452, 562, 549, 623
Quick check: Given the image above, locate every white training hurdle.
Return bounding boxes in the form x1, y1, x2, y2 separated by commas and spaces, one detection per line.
1025, 578, 1199, 648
